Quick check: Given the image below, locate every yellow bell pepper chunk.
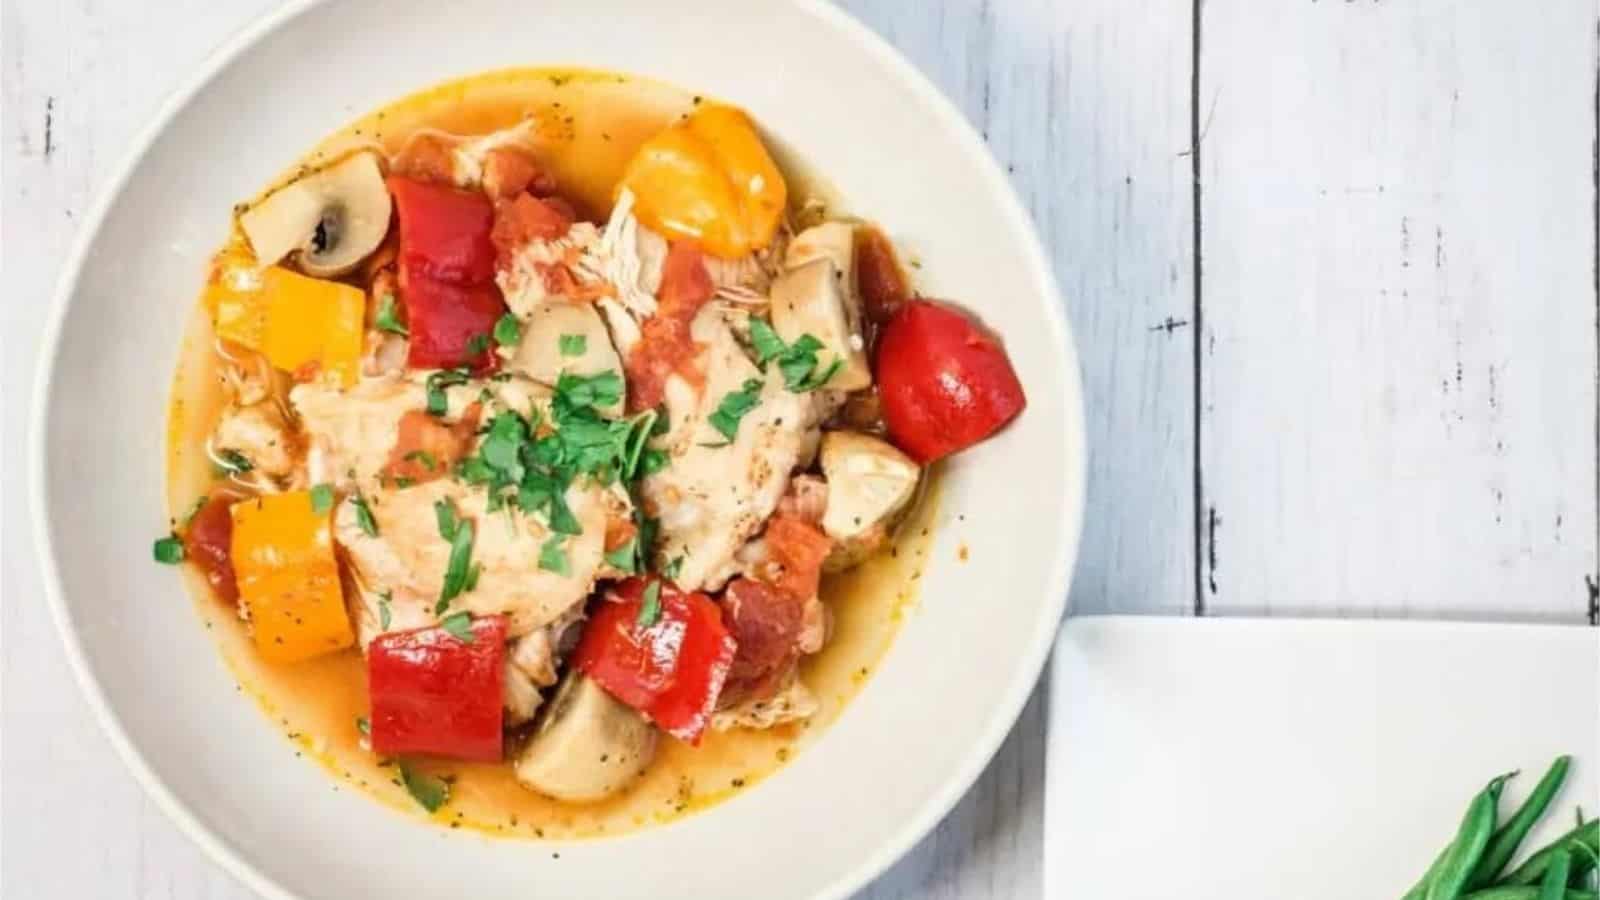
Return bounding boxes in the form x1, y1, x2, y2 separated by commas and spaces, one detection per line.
618, 103, 787, 259
212, 264, 364, 388
230, 491, 354, 664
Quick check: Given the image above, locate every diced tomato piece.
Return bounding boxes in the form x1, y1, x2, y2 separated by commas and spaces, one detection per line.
626, 241, 713, 412
876, 300, 1026, 463
368, 615, 507, 762
490, 193, 574, 270
388, 176, 498, 285
855, 225, 910, 326
401, 270, 504, 372
572, 578, 736, 744
182, 495, 238, 605
721, 577, 804, 705
482, 146, 555, 201
391, 133, 457, 184
761, 515, 832, 602
384, 405, 482, 484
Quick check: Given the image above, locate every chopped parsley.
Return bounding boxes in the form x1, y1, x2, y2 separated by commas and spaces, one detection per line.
375, 293, 408, 336
604, 536, 639, 574
404, 449, 438, 472
539, 535, 570, 576
748, 318, 843, 392
309, 483, 335, 515
707, 379, 764, 441
433, 499, 475, 612
439, 610, 475, 642
493, 313, 522, 348
351, 493, 379, 537
636, 580, 663, 628
464, 333, 490, 357
153, 535, 184, 564
355, 716, 370, 736
378, 591, 393, 630
216, 449, 253, 474
558, 333, 587, 356
425, 368, 471, 416
182, 495, 209, 526
661, 555, 685, 581
398, 761, 450, 813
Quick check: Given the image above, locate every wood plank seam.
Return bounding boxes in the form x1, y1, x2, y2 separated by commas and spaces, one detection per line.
1191, 0, 1207, 617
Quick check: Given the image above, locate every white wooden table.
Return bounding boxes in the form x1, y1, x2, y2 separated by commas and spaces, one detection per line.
4, 1, 1596, 897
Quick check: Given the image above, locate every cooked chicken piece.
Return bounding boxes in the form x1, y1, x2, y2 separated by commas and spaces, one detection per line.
449, 120, 540, 190
500, 604, 585, 726
785, 221, 856, 286
212, 402, 297, 483
582, 188, 667, 320
292, 374, 545, 489
497, 221, 604, 317
362, 330, 408, 378
511, 629, 560, 687
775, 473, 829, 526
504, 298, 626, 414
336, 477, 608, 637
769, 256, 871, 393
345, 577, 436, 650
641, 307, 824, 591
818, 430, 921, 570
711, 668, 818, 732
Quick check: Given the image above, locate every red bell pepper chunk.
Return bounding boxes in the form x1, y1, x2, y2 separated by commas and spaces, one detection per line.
387, 176, 498, 285
875, 300, 1027, 463
572, 578, 737, 745
400, 270, 503, 373
367, 614, 507, 762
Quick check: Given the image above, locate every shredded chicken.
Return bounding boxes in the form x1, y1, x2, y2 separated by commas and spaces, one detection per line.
212, 403, 297, 483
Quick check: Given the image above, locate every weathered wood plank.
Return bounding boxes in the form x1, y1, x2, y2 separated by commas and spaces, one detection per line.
1198, 0, 1598, 621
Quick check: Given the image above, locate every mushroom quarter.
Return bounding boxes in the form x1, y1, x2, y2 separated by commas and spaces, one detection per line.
239, 150, 392, 278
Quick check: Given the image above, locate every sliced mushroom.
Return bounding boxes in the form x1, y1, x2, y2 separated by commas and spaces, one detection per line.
785, 222, 856, 287
239, 151, 392, 278
507, 299, 626, 415
818, 430, 921, 571
769, 257, 872, 393
514, 672, 658, 803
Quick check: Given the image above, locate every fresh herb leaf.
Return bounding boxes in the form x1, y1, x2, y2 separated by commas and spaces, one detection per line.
216, 449, 253, 474
749, 317, 786, 366
539, 535, 571, 576
425, 368, 471, 417
464, 333, 490, 357
399, 761, 450, 813
352, 494, 379, 537
636, 580, 662, 628
394, 476, 416, 488
375, 293, 408, 337
355, 716, 370, 736
605, 537, 638, 574
378, 591, 393, 630
153, 535, 185, 564
661, 556, 684, 581
554, 370, 624, 411
439, 610, 475, 642
463, 562, 481, 592
309, 483, 335, 515
493, 313, 522, 348
707, 379, 764, 441
434, 498, 460, 540
558, 333, 587, 356
437, 514, 475, 612
404, 449, 438, 472
748, 320, 842, 392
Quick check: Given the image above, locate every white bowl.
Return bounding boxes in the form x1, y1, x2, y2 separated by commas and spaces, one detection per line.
31, 1, 1085, 897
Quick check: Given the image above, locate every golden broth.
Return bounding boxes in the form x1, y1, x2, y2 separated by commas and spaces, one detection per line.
165, 67, 935, 839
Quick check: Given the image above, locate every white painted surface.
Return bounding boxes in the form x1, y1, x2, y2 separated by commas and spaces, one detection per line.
1046, 616, 1600, 900
2, 0, 1593, 898
1198, 0, 1599, 620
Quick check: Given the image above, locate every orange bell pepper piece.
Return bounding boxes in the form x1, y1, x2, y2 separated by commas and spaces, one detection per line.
617, 103, 787, 259
212, 263, 364, 387
230, 491, 354, 663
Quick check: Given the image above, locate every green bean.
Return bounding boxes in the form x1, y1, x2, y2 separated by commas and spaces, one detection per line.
1405, 846, 1455, 900
1504, 822, 1600, 886
1470, 758, 1573, 888
1539, 850, 1574, 900
1428, 775, 1516, 900
1465, 883, 1600, 890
